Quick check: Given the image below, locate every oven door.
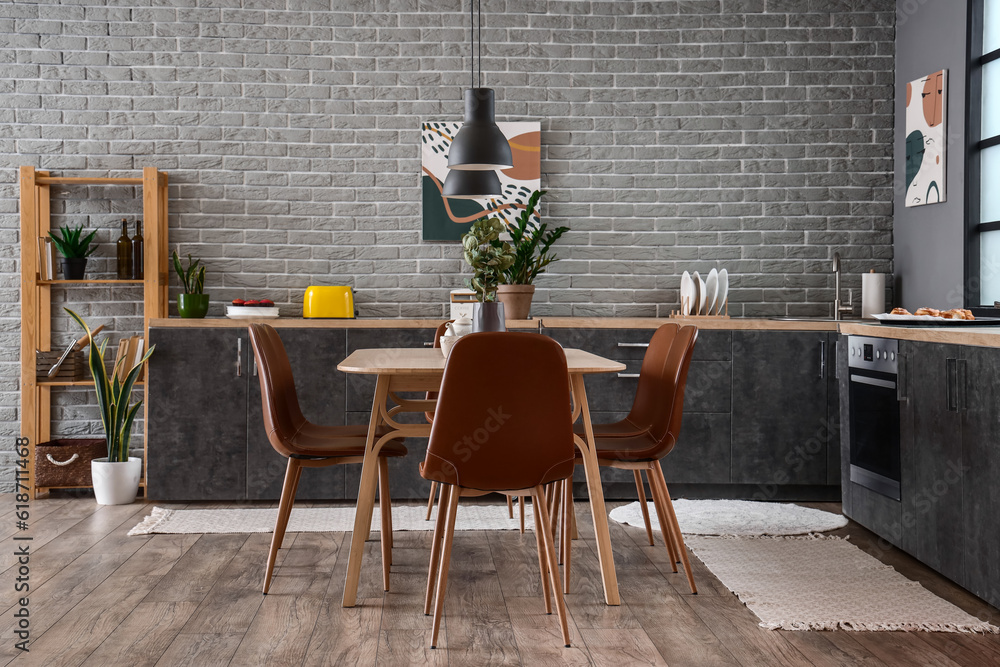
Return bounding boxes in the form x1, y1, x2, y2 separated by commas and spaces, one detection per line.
848, 369, 901, 501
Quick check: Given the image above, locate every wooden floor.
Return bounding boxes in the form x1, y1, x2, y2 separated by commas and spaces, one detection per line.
2, 496, 999, 667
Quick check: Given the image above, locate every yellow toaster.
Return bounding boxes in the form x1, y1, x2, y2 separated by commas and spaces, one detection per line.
303, 286, 356, 318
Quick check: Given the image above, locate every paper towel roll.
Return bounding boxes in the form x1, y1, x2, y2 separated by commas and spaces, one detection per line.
862, 272, 885, 319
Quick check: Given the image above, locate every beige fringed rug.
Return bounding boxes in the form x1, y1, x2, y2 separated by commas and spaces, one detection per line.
686, 534, 999, 633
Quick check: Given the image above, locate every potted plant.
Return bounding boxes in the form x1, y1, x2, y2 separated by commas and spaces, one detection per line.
498, 190, 569, 320
48, 224, 98, 279
66, 309, 155, 505
461, 217, 515, 332
173, 251, 209, 318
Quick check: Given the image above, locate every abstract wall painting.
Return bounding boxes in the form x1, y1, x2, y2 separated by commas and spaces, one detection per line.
905, 69, 947, 207
421, 121, 540, 241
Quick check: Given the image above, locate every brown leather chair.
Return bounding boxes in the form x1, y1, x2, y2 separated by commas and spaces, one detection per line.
423, 321, 519, 525
573, 323, 699, 594
420, 332, 575, 648
248, 323, 407, 594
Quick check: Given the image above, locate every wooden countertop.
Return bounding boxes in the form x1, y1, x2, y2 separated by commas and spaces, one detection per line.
148, 317, 539, 329
149, 316, 837, 331
839, 322, 1000, 348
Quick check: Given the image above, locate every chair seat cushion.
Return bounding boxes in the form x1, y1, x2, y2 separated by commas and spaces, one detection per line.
289, 423, 407, 458
573, 418, 649, 439
575, 431, 675, 463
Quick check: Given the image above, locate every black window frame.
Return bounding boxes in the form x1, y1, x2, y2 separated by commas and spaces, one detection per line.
967, 0, 1000, 311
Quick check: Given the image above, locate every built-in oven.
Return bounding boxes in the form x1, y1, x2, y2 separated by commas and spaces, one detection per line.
847, 335, 901, 501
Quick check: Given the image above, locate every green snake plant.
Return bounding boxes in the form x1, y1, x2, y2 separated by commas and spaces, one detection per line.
66, 309, 155, 463
172, 251, 206, 294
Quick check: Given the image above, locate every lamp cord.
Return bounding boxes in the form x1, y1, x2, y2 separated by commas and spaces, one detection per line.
478, 0, 482, 88
469, 0, 473, 91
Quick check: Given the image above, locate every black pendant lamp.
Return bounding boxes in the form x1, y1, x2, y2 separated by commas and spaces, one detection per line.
443, 0, 512, 198
442, 168, 502, 199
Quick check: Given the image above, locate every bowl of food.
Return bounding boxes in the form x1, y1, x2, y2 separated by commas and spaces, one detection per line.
227, 299, 280, 319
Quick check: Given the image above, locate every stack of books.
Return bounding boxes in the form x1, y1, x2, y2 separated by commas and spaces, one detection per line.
37, 237, 56, 280
111, 336, 146, 383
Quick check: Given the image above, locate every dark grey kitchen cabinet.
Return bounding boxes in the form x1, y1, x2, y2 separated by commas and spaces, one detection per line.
147, 328, 248, 501
899, 341, 965, 584
827, 333, 842, 485
731, 331, 831, 486
246, 329, 348, 500
960, 346, 1000, 604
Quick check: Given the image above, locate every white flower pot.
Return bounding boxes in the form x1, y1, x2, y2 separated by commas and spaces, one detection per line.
91, 457, 142, 505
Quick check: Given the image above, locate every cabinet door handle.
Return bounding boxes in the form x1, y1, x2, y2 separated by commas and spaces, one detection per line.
958, 358, 968, 411
833, 338, 839, 380
617, 373, 640, 378
617, 342, 649, 348
253, 356, 258, 377
946, 357, 958, 412
819, 340, 827, 379
897, 353, 907, 402
423, 341, 434, 348
236, 337, 242, 378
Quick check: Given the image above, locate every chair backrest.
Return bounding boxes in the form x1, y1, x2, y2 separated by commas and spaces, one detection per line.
626, 324, 699, 456
422, 332, 576, 491
248, 323, 308, 458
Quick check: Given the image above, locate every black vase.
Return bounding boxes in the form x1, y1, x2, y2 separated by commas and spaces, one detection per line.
60, 257, 87, 280
472, 301, 506, 332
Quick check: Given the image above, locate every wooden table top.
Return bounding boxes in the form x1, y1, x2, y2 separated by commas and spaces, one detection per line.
338, 347, 627, 375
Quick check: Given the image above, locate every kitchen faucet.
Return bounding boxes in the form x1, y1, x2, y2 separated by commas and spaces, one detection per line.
832, 252, 853, 320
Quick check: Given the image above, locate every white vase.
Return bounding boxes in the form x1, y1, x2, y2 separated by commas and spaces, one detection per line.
91, 457, 142, 505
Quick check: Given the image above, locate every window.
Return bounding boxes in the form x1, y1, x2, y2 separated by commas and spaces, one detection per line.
970, 0, 1000, 307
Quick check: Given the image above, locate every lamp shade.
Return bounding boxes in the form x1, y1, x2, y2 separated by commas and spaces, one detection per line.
447, 88, 513, 171
442, 167, 502, 199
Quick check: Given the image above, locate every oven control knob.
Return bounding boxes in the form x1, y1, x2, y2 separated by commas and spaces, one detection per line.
891, 351, 896, 361
875, 350, 881, 359
851, 347, 856, 356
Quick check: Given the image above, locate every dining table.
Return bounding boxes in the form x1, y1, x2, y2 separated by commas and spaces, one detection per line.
338, 345, 627, 608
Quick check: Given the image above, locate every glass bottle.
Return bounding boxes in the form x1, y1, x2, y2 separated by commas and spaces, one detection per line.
131, 219, 144, 279
116, 218, 131, 279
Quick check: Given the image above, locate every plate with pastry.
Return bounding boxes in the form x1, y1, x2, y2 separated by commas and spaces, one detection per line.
873, 307, 1000, 326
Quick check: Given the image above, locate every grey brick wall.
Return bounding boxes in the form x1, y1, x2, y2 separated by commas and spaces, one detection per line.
0, 0, 895, 488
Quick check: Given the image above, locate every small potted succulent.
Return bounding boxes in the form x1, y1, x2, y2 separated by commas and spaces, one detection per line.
48, 224, 98, 279
462, 217, 514, 332
498, 190, 569, 320
173, 251, 209, 318
66, 308, 154, 505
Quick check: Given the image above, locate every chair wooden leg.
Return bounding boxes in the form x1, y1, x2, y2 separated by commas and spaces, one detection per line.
569, 484, 578, 540
426, 481, 438, 521
532, 495, 552, 614
633, 469, 655, 546
558, 481, 566, 566
654, 461, 697, 594
519, 495, 525, 534
424, 484, 451, 615
562, 476, 572, 594
535, 485, 572, 648
645, 467, 679, 573
507, 494, 514, 518
430, 485, 460, 649
378, 457, 392, 590
263, 457, 302, 595
551, 480, 563, 552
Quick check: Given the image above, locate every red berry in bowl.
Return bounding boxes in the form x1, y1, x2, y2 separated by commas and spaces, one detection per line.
259, 299, 274, 306
231, 299, 245, 306
244, 300, 260, 306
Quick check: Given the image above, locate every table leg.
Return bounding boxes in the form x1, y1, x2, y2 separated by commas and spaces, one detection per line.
570, 374, 620, 606
342, 374, 390, 608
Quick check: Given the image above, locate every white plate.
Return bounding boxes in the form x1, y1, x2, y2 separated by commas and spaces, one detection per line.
716, 268, 728, 315
693, 272, 706, 316
227, 305, 280, 319
705, 268, 719, 316
679, 271, 694, 316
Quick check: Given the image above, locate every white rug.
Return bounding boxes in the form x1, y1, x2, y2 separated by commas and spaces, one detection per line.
128, 502, 532, 536
686, 535, 999, 634
610, 499, 848, 536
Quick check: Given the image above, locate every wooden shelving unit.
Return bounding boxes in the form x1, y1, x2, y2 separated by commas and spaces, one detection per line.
20, 166, 170, 497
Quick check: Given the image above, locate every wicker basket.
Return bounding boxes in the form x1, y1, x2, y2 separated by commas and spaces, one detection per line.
34, 439, 107, 487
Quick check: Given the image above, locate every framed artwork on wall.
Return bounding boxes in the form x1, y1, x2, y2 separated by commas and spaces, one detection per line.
421, 121, 540, 241
904, 69, 947, 207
